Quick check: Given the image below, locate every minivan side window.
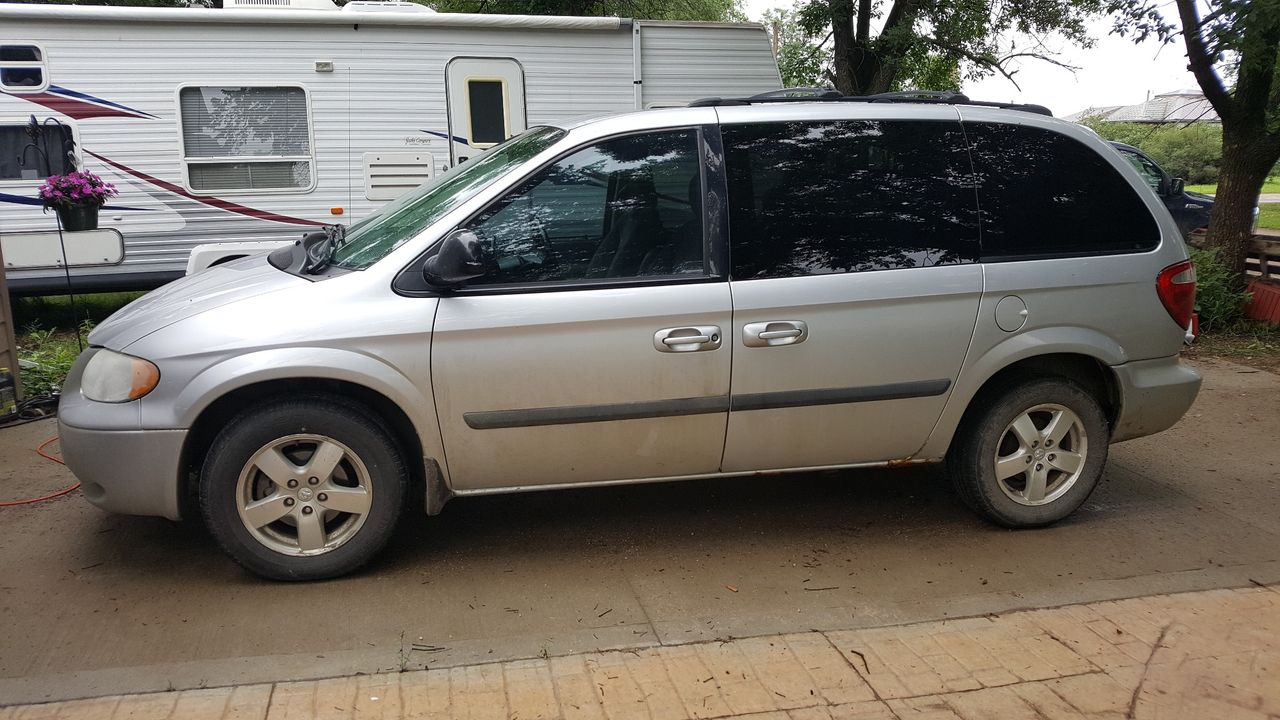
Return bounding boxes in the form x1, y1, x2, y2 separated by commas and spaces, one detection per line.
463, 128, 705, 286
723, 120, 979, 280
966, 123, 1160, 259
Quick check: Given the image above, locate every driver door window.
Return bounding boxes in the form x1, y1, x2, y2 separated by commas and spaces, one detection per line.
463, 128, 705, 286
1120, 149, 1164, 193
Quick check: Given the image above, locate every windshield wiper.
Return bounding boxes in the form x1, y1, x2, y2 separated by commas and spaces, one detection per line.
302, 223, 347, 275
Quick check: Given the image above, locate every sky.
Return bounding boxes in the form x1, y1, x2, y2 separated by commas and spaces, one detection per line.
739, 0, 1201, 118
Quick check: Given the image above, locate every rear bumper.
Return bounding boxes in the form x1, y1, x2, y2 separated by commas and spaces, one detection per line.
1110, 355, 1201, 442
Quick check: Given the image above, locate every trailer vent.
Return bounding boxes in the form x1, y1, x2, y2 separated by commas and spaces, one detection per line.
363, 152, 433, 201
224, 0, 341, 10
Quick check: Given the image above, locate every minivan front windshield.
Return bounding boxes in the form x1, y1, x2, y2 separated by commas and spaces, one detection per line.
331, 126, 567, 270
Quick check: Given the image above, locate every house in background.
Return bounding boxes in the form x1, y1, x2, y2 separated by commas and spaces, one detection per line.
1064, 90, 1219, 124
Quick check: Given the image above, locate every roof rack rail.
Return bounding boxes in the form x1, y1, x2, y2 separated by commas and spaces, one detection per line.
688, 87, 1053, 117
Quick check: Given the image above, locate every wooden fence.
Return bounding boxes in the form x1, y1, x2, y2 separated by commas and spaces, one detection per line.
1248, 236, 1280, 281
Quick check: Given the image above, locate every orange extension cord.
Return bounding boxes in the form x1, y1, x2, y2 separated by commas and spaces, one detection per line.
0, 437, 78, 507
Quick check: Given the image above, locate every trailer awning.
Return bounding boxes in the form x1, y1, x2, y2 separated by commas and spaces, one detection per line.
0, 4, 627, 30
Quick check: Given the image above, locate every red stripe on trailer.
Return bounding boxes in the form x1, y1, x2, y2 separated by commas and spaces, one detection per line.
86, 150, 325, 227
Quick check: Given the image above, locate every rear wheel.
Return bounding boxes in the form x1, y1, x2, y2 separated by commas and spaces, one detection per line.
199, 397, 406, 580
949, 377, 1108, 527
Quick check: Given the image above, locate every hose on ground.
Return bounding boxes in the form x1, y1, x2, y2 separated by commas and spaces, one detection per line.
0, 436, 78, 507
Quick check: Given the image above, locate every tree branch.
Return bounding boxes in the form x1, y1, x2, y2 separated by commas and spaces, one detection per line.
998, 51, 1081, 73
1174, 0, 1233, 117
919, 36, 1022, 90
881, 0, 918, 34
856, 0, 871, 43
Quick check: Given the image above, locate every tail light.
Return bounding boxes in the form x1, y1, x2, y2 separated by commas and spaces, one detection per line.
1156, 259, 1196, 329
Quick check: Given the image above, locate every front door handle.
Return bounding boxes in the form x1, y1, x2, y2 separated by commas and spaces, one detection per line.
743, 320, 808, 347
654, 325, 722, 353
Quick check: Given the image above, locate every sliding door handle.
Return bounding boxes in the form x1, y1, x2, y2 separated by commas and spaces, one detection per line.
743, 320, 808, 347
664, 334, 711, 345
654, 326, 722, 353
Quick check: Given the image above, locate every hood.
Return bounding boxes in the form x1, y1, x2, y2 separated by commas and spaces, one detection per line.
1184, 190, 1214, 203
90, 257, 307, 349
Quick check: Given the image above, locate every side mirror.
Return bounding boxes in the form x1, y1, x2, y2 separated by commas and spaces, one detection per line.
1168, 177, 1185, 196
423, 229, 485, 288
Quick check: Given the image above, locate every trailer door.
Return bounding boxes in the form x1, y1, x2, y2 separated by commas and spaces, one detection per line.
445, 58, 526, 168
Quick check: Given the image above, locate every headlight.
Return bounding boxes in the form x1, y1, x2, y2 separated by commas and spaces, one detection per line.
81, 349, 160, 403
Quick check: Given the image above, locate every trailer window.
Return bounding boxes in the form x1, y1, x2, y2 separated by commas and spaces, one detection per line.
467, 79, 507, 146
178, 86, 314, 193
0, 45, 47, 92
0, 124, 74, 181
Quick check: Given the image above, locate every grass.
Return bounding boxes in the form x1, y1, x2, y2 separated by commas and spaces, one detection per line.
12, 292, 142, 399
1257, 204, 1280, 230
13, 291, 144, 331
1184, 178, 1280, 195
15, 324, 92, 398
1187, 318, 1280, 373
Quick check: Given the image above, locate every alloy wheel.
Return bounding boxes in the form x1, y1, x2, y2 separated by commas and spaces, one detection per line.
992, 403, 1088, 506
235, 434, 373, 556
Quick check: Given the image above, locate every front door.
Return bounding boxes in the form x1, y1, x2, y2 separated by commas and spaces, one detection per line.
718, 115, 984, 471
445, 57, 526, 167
430, 127, 731, 490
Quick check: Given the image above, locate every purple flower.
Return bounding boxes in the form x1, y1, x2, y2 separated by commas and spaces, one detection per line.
36, 168, 118, 208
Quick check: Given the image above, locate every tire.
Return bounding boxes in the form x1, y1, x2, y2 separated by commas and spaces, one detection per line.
948, 376, 1109, 528
199, 396, 407, 580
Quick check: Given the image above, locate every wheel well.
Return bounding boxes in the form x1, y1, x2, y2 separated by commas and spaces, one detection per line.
178, 379, 427, 520
958, 353, 1121, 439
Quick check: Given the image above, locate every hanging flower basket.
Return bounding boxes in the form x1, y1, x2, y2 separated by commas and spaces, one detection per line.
56, 204, 99, 232
38, 170, 118, 232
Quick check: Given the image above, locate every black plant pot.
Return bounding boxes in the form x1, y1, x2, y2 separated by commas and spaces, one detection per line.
56, 204, 99, 232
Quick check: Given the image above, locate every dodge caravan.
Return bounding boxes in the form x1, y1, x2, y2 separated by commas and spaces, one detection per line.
58, 91, 1202, 580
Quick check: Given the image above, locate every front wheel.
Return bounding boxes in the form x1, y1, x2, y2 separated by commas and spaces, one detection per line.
948, 377, 1109, 527
199, 397, 407, 580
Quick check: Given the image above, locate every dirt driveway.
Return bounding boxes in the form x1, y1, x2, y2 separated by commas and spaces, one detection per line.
1, 358, 1278, 706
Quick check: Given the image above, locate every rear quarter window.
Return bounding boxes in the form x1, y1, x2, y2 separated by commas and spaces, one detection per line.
966, 123, 1161, 260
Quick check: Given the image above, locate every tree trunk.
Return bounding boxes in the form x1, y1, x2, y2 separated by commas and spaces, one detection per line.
1203, 124, 1280, 281
830, 0, 856, 94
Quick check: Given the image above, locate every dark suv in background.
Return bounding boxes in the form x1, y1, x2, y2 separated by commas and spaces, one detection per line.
1110, 142, 1215, 240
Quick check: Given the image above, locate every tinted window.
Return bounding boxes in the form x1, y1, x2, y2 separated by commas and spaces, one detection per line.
468, 80, 507, 145
724, 120, 978, 280
967, 123, 1160, 259
0, 124, 74, 180
464, 129, 704, 286
0, 46, 41, 62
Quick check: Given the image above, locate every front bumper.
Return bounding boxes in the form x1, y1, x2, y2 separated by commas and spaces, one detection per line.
58, 419, 187, 520
1110, 355, 1202, 442
57, 349, 187, 520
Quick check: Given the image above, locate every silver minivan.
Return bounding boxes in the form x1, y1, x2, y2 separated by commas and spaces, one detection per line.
58, 92, 1202, 580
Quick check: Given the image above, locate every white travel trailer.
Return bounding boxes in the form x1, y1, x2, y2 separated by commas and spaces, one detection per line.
0, 1, 781, 293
